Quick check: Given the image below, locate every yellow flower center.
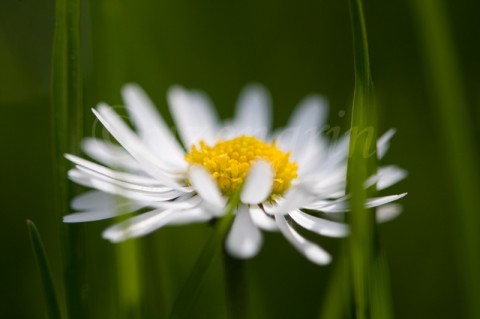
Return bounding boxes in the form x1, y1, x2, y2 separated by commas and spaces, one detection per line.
185, 135, 298, 199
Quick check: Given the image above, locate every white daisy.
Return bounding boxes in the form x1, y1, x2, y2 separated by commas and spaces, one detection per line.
64, 83, 407, 265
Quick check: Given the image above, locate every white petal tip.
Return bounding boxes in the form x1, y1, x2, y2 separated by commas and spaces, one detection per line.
121, 82, 140, 93
305, 246, 332, 265
240, 160, 274, 204
101, 230, 123, 243
226, 240, 263, 259
189, 165, 226, 209
225, 207, 263, 259
376, 203, 403, 223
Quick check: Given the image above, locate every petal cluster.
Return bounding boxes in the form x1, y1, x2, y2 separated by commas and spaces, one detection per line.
65, 83, 407, 264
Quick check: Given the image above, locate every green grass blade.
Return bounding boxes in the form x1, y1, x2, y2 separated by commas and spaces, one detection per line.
169, 195, 239, 319
115, 235, 143, 319
410, 1, 480, 317
346, 0, 393, 318
27, 220, 63, 319
51, 0, 86, 317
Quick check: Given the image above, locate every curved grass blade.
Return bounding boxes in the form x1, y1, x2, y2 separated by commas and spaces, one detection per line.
27, 220, 63, 319
410, 1, 480, 317
346, 0, 393, 318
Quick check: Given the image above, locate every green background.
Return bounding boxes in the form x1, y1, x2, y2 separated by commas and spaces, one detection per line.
1, 0, 479, 318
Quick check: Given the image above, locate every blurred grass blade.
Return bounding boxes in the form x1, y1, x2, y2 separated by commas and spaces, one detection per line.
51, 0, 86, 317
410, 1, 480, 317
346, 0, 393, 318
27, 220, 63, 319
169, 195, 239, 319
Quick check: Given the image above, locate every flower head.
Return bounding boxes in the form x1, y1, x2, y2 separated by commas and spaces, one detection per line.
65, 83, 407, 264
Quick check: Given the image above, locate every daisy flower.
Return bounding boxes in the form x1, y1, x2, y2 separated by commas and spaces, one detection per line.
64, 84, 407, 265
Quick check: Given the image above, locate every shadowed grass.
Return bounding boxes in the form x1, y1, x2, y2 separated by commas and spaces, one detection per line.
410, 1, 480, 318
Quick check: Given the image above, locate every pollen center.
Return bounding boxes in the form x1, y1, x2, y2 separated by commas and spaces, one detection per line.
185, 135, 298, 198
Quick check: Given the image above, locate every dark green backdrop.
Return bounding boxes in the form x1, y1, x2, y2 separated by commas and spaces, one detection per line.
1, 0, 479, 318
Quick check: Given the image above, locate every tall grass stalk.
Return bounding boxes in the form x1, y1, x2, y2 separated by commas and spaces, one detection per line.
51, 0, 86, 317
346, 0, 393, 318
410, 1, 480, 317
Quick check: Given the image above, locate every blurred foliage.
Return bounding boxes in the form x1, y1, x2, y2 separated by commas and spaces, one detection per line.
1, 0, 480, 318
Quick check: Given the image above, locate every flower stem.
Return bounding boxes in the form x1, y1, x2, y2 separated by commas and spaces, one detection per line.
346, 0, 393, 318
169, 193, 240, 319
410, 1, 480, 317
223, 253, 247, 319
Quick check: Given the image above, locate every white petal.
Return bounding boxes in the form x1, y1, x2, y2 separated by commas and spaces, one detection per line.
147, 195, 202, 210
366, 193, 407, 208
66, 154, 175, 190
277, 95, 328, 158
167, 86, 219, 148
122, 84, 186, 169
241, 161, 274, 204
68, 169, 183, 202
366, 165, 407, 190
165, 207, 213, 225
275, 215, 331, 265
377, 166, 407, 190
71, 190, 116, 211
307, 165, 347, 193
376, 203, 402, 223
81, 138, 139, 171
64, 211, 119, 223
93, 104, 183, 189
289, 209, 349, 237
319, 193, 408, 213
250, 206, 278, 231
264, 187, 311, 215
64, 202, 144, 223
303, 196, 349, 211
226, 205, 263, 259
295, 136, 328, 177
188, 165, 226, 213
288, 94, 329, 131
102, 209, 177, 242
377, 128, 396, 159
310, 133, 350, 177
234, 84, 271, 138
73, 165, 176, 194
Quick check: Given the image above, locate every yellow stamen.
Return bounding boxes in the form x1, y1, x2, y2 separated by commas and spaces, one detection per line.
185, 135, 298, 199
